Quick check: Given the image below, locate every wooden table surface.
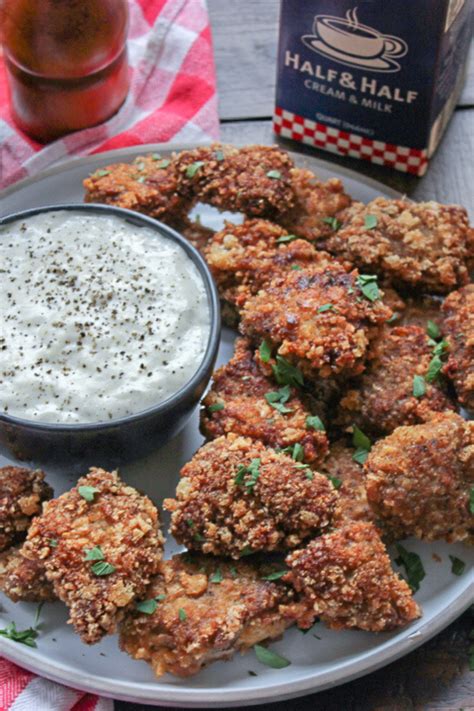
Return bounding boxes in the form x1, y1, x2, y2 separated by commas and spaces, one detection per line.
120, 3, 473, 710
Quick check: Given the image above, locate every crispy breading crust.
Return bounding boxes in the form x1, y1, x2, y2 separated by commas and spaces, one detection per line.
120, 553, 312, 678
441, 284, 474, 414
200, 338, 329, 465
285, 522, 421, 632
204, 218, 339, 315
83, 155, 189, 223
0, 467, 53, 552
365, 412, 474, 543
240, 264, 391, 380
174, 145, 296, 218
23, 468, 164, 644
335, 325, 455, 435
324, 198, 471, 293
279, 168, 353, 241
164, 434, 338, 559
0, 546, 55, 602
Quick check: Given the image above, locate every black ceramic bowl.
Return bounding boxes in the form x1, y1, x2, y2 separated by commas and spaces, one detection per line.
0, 204, 220, 468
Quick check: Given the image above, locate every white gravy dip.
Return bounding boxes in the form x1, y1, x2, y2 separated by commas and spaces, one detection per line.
0, 210, 211, 423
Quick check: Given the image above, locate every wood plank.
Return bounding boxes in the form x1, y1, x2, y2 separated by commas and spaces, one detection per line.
208, 0, 474, 121
219, 111, 474, 218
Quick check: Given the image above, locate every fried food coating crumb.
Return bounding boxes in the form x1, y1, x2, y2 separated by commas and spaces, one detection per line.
0, 467, 53, 552
164, 434, 338, 559
120, 553, 311, 678
335, 325, 455, 435
442, 284, 474, 414
285, 522, 421, 632
83, 155, 188, 223
23, 468, 164, 644
205, 218, 338, 316
200, 338, 329, 465
365, 412, 474, 543
240, 264, 391, 380
0, 546, 55, 602
174, 145, 296, 218
280, 168, 353, 242
324, 198, 471, 293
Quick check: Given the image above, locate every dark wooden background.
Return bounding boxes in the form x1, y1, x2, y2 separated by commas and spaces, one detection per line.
119, 1, 473, 709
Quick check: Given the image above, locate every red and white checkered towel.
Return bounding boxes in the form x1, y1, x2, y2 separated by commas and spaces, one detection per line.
0, 0, 219, 189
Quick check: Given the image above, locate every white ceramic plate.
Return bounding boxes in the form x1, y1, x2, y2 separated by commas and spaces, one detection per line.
0, 145, 472, 708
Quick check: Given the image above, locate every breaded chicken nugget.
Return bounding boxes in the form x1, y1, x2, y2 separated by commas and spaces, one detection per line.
164, 434, 338, 559
0, 546, 55, 602
365, 412, 474, 543
280, 168, 353, 242
285, 522, 421, 632
174, 145, 295, 218
200, 338, 328, 465
442, 284, 474, 414
83, 154, 188, 223
336, 325, 455, 435
324, 198, 471, 293
240, 264, 391, 380
120, 553, 312, 678
0, 467, 52, 552
23, 468, 164, 644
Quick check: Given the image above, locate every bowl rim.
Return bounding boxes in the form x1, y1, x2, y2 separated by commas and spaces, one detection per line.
0, 203, 221, 432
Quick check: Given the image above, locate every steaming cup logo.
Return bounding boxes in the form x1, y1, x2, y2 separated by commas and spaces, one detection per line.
302, 8, 408, 73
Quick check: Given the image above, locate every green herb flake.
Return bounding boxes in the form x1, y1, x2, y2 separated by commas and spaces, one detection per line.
91, 561, 116, 577
234, 458, 261, 491
470, 487, 474, 515
78, 485, 99, 503
291, 264, 302, 271
0, 622, 39, 648
395, 544, 425, 592
151, 153, 161, 160
214, 149, 225, 161
178, 608, 187, 622
426, 320, 441, 340
291, 442, 304, 462
387, 312, 400, 324
49, 538, 58, 547
186, 519, 194, 528
276, 234, 299, 244
322, 216, 342, 230
210, 568, 223, 584
352, 425, 371, 451
306, 415, 325, 432
265, 385, 292, 414
156, 159, 170, 169
136, 162, 145, 171
327, 475, 342, 489
262, 570, 287, 581
94, 169, 110, 177
305, 469, 314, 480
136, 176, 146, 183
356, 274, 380, 302
317, 303, 334, 313
425, 355, 443, 383
240, 545, 254, 557
352, 448, 369, 465
272, 356, 304, 388
432, 339, 449, 357
413, 374, 426, 398
254, 644, 291, 669
208, 402, 224, 413
84, 545, 104, 561
259, 339, 272, 363
449, 555, 465, 576
364, 214, 378, 230
230, 566, 238, 578
186, 161, 205, 178
136, 599, 158, 615
266, 170, 282, 179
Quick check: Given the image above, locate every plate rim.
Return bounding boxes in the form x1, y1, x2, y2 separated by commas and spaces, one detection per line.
0, 143, 471, 707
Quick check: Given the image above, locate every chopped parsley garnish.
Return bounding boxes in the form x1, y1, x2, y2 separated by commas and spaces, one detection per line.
210, 568, 223, 584
352, 425, 372, 464
214, 149, 225, 161
49, 538, 58, 547
266, 170, 282, 179
254, 644, 290, 669
276, 234, 299, 244
136, 162, 145, 171
234, 458, 261, 491
265, 385, 293, 414
240, 545, 254, 557
186, 519, 195, 527
317, 303, 334, 313
272, 355, 304, 388
432, 339, 449, 357
470, 487, 474, 514
91, 561, 116, 577
322, 216, 342, 230
395, 544, 425, 592
135, 595, 165, 615
151, 152, 161, 160
94, 169, 110, 177
412, 374, 426, 398
230, 566, 238, 578
356, 274, 380, 302
364, 214, 378, 230
186, 161, 205, 178
84, 545, 104, 561
449, 555, 465, 576
178, 608, 187, 621
262, 570, 287, 581
78, 485, 99, 503
426, 320, 441, 340
425, 355, 443, 383
208, 402, 224, 412
306, 415, 325, 432
291, 264, 302, 270
136, 176, 146, 183
259, 339, 272, 363
387, 312, 400, 324
156, 159, 170, 169
0, 622, 39, 648
285, 442, 304, 462
327, 475, 342, 489
304, 469, 314, 480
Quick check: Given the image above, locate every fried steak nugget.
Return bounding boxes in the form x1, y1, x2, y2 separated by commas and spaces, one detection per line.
0, 466, 53, 552
285, 522, 421, 632
279, 168, 353, 242
201, 338, 328, 465
324, 198, 471, 293
23, 468, 164, 643
174, 144, 295, 218
240, 264, 391, 380
442, 284, 474, 414
336, 325, 455, 435
0, 546, 55, 602
83, 154, 188, 224
164, 434, 337, 559
365, 412, 474, 543
120, 553, 311, 677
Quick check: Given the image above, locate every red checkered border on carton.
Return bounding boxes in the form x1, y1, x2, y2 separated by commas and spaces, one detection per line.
274, 107, 428, 177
